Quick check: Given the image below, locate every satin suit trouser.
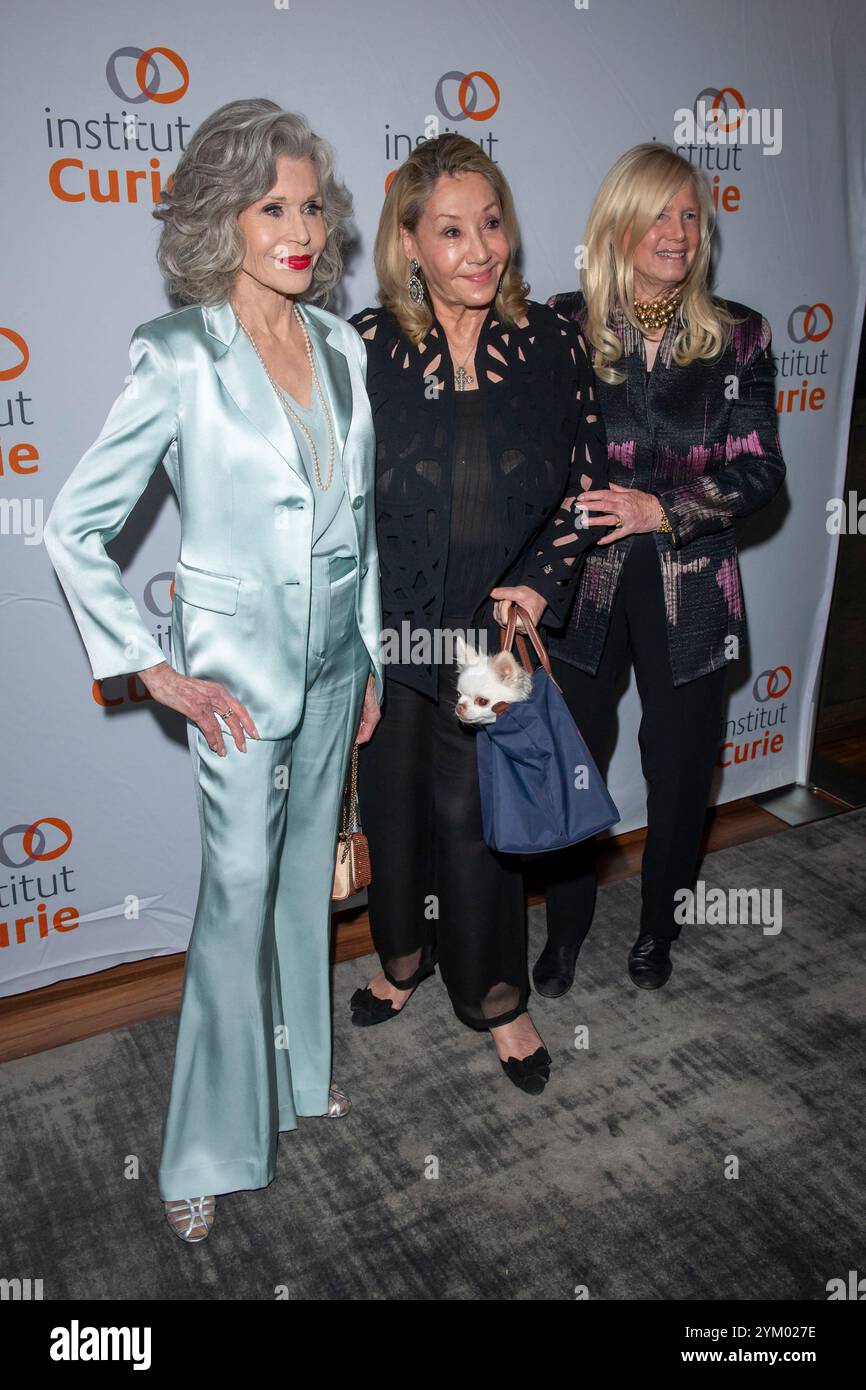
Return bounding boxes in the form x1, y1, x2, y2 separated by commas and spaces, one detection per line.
158, 553, 371, 1201
544, 532, 728, 948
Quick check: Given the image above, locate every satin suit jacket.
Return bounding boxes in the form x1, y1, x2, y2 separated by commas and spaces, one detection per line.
43, 299, 385, 740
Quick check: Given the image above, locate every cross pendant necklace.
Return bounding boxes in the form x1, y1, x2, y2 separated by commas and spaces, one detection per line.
453, 338, 477, 391
445, 314, 483, 390
454, 362, 474, 390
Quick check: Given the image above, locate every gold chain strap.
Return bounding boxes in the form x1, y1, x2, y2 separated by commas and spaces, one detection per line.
338, 743, 359, 857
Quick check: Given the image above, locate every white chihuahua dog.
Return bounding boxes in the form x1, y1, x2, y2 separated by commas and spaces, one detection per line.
454, 634, 533, 725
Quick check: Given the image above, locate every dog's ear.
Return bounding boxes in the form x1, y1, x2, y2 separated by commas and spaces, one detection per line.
454, 634, 478, 668
491, 650, 520, 684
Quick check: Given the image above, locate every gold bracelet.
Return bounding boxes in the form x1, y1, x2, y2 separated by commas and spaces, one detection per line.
656, 500, 673, 535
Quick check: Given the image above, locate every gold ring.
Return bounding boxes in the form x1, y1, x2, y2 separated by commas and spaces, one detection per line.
221, 708, 235, 720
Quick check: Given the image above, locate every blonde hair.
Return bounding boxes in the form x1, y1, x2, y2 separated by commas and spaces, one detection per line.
373, 133, 529, 342
581, 143, 737, 384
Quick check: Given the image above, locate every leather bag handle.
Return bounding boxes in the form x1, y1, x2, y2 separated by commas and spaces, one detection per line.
498, 600, 560, 687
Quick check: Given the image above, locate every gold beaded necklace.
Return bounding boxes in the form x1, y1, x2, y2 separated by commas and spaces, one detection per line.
233, 303, 335, 490
632, 285, 682, 333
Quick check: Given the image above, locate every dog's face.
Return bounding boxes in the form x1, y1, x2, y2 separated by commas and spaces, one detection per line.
454, 636, 533, 725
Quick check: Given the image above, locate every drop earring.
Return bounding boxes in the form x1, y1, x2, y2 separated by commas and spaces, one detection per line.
407, 257, 425, 305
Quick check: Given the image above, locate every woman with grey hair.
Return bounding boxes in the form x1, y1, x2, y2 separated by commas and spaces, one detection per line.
43, 98, 384, 1242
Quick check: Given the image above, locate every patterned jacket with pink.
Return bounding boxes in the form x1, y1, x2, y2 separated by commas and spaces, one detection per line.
545, 290, 787, 686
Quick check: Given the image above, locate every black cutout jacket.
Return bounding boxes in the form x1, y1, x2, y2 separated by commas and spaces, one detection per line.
349, 298, 609, 698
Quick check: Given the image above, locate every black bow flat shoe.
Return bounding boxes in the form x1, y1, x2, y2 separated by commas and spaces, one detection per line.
500, 1045, 552, 1095
349, 968, 434, 1027
349, 985, 401, 1026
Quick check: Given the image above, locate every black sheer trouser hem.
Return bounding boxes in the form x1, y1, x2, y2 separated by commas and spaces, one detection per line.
447, 988, 530, 1034
356, 634, 529, 1030
381, 949, 437, 993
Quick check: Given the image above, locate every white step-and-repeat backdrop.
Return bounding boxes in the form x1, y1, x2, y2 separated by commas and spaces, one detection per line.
3, 0, 865, 994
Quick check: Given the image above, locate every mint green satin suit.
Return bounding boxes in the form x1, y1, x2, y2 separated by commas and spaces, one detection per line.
43, 299, 385, 1200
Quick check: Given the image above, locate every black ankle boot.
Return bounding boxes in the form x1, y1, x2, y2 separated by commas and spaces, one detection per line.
627, 935, 673, 989
532, 937, 581, 998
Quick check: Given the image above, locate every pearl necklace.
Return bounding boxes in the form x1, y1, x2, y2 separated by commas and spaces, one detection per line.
233, 303, 335, 490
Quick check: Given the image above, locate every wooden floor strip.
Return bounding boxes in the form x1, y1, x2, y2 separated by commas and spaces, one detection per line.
1, 724, 861, 1066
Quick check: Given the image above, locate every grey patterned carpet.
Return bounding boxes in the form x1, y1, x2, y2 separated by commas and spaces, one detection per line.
1, 808, 864, 1301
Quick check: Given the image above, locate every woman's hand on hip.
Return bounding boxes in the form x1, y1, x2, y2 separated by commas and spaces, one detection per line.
577, 481, 663, 545
489, 585, 547, 631
137, 661, 260, 755
354, 673, 381, 745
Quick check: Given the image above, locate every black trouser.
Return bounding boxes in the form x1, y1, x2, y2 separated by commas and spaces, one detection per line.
544, 533, 728, 948
356, 638, 528, 1031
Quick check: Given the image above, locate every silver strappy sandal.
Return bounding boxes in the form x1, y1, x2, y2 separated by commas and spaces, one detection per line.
164, 1194, 216, 1242
324, 1081, 351, 1118
162, 1087, 347, 1240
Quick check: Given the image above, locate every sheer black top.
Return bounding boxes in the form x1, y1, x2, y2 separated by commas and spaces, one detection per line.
441, 387, 504, 623
349, 298, 609, 698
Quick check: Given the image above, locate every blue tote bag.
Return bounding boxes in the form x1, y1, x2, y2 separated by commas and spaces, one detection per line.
476, 604, 620, 854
